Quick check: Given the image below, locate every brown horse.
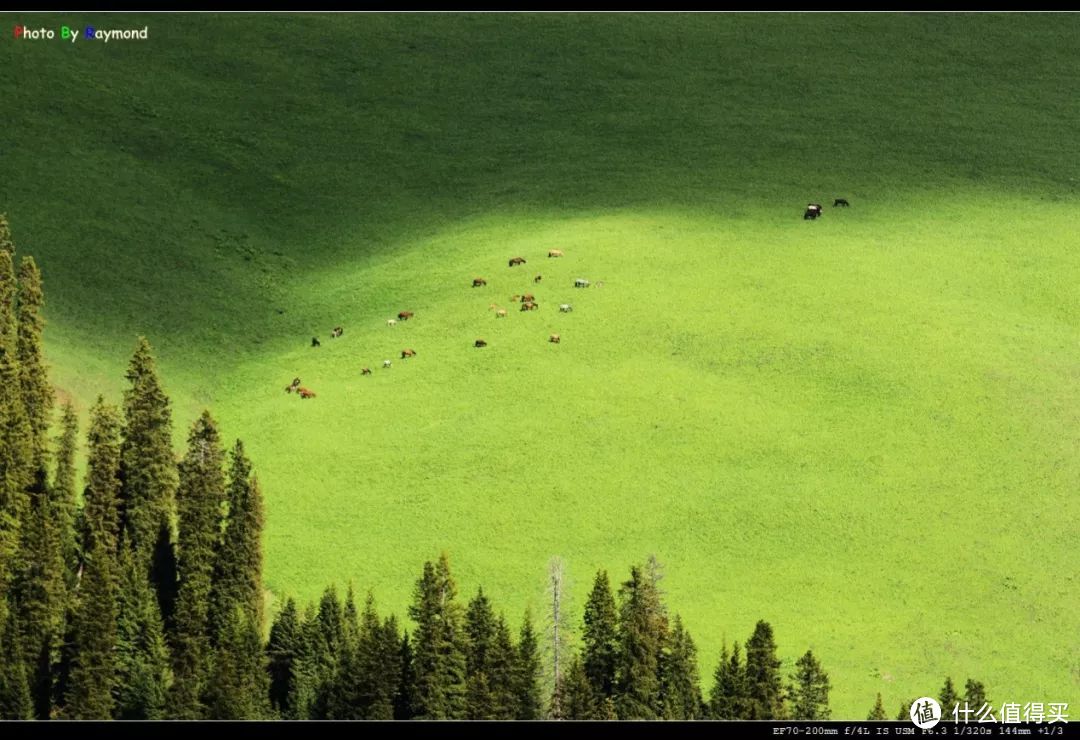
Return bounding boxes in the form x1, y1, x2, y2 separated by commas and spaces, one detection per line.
401, 349, 417, 358
472, 278, 487, 287
521, 293, 535, 303
475, 339, 488, 348
298, 387, 316, 399
361, 367, 372, 376
508, 257, 527, 267
520, 301, 538, 311
398, 311, 414, 321
549, 334, 561, 344
548, 249, 563, 258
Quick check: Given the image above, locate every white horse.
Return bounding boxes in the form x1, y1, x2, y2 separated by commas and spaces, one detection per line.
387, 319, 397, 327
383, 359, 392, 368
559, 304, 573, 313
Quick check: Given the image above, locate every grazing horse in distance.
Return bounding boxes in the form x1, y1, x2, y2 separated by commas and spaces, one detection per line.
833, 198, 850, 207
387, 318, 397, 327
804, 203, 823, 220
495, 309, 507, 318
398, 311, 414, 321
472, 278, 488, 287
474, 339, 488, 348
291, 377, 302, 388
548, 249, 563, 258
383, 360, 392, 368
574, 278, 590, 288
521, 301, 538, 311
559, 303, 573, 313
508, 256, 527, 267
297, 387, 316, 399
311, 337, 321, 347
549, 333, 560, 344
401, 348, 417, 358
521, 293, 535, 303
534, 274, 542, 283
331, 326, 343, 338
361, 367, 372, 376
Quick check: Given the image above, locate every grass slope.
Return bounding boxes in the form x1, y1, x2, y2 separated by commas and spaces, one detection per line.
2, 13, 1078, 717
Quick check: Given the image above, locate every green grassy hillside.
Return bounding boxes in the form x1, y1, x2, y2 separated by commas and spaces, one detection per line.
2, 13, 1078, 717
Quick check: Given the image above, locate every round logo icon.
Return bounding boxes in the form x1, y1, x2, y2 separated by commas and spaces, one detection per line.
910, 697, 942, 729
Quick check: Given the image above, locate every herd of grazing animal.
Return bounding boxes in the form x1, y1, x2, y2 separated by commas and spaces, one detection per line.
805, 197, 851, 220
285, 246, 598, 398
286, 200, 849, 398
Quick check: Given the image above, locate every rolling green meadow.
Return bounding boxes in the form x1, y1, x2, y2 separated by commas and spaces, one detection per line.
2, 12, 1078, 717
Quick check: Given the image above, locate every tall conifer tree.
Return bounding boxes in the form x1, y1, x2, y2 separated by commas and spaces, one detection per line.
65, 399, 122, 719
169, 411, 225, 718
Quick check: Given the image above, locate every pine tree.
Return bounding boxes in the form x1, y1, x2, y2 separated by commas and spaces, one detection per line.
868, 692, 887, 720
53, 403, 79, 589
963, 679, 988, 711
204, 607, 270, 719
310, 586, 346, 719
788, 649, 830, 720
16, 256, 51, 473
562, 655, 596, 719
744, 620, 784, 720
709, 640, 748, 719
897, 698, 915, 721
169, 411, 226, 719
614, 564, 668, 719
0, 609, 32, 719
939, 676, 961, 716
208, 441, 264, 645
582, 569, 618, 702
659, 614, 702, 719
395, 630, 416, 720
408, 554, 467, 719
114, 547, 171, 719
0, 243, 33, 639
515, 609, 542, 719
465, 587, 497, 719
337, 594, 402, 719
488, 614, 517, 719
267, 597, 302, 718
118, 338, 178, 598
65, 399, 123, 719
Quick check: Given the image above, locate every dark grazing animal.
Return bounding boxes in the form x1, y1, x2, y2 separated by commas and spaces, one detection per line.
401, 348, 417, 358
361, 367, 372, 376
398, 311, 414, 321
833, 198, 850, 207
508, 257, 527, 267
549, 333, 560, 344
521, 293, 535, 303
311, 337, 321, 347
331, 326, 343, 338
474, 339, 488, 348
520, 301, 538, 311
291, 377, 302, 388
472, 278, 487, 287
804, 203, 823, 220
534, 274, 542, 283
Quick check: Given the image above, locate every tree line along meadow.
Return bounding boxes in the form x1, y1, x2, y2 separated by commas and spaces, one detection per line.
0, 215, 985, 721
